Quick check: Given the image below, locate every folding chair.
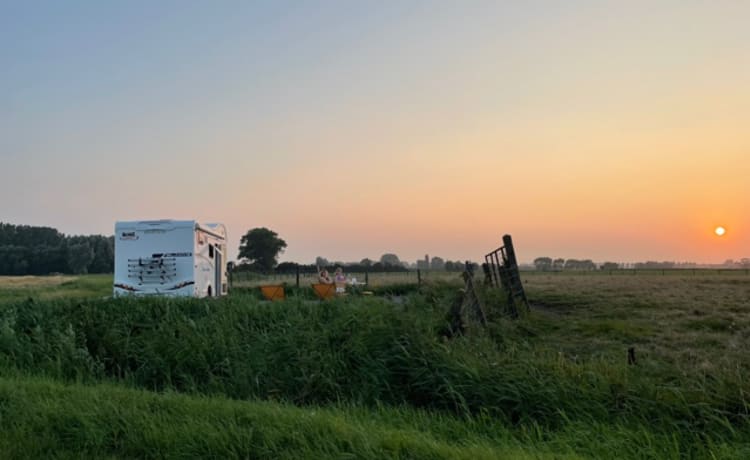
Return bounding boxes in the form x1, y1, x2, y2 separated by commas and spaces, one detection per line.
312, 283, 336, 300
259, 284, 285, 301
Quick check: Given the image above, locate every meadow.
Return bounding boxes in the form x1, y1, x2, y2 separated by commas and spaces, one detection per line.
0, 272, 748, 458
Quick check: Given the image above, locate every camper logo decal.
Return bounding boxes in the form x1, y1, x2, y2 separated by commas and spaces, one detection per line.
120, 232, 138, 241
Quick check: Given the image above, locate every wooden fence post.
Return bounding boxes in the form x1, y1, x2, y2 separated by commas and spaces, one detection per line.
228, 266, 233, 292
296, 263, 300, 288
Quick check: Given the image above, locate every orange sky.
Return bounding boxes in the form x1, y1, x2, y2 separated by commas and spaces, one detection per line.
2, 1, 748, 263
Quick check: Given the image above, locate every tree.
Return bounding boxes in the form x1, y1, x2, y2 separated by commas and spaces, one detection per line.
67, 242, 94, 274
552, 258, 565, 271
601, 262, 619, 271
564, 259, 596, 270
315, 256, 330, 268
87, 235, 114, 273
380, 253, 401, 267
533, 257, 552, 271
238, 228, 287, 273
430, 256, 445, 271
563, 259, 578, 270
0, 222, 115, 275
359, 258, 373, 267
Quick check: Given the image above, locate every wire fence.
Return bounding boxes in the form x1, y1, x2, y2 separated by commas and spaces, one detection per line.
229, 267, 750, 292
229, 270, 462, 289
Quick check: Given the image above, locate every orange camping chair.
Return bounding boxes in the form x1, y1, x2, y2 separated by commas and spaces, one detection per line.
311, 283, 336, 300
259, 284, 285, 301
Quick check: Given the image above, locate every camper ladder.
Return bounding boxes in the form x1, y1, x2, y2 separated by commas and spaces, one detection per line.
127, 256, 178, 285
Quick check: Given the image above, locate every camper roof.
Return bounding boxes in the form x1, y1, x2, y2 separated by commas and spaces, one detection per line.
115, 220, 226, 239
116, 220, 195, 230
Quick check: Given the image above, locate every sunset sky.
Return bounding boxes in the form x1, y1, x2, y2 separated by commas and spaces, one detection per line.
2, 1, 748, 264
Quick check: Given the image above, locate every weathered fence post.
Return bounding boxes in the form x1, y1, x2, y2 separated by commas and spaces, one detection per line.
228, 263, 234, 292
502, 235, 518, 268
296, 263, 300, 288
628, 347, 637, 365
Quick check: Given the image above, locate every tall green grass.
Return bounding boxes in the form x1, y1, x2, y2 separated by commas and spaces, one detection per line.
1, 374, 747, 459
1, 275, 749, 457
0, 290, 747, 442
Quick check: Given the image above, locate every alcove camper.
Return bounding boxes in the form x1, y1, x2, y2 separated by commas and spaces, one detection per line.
113, 220, 227, 297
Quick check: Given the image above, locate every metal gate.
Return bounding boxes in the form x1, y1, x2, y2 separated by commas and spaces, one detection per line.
483, 235, 529, 318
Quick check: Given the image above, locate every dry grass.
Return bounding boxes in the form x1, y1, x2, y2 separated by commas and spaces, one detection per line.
521, 272, 750, 375
0, 275, 75, 288
0, 274, 112, 304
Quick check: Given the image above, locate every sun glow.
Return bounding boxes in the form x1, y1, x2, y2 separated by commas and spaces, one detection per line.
715, 226, 726, 237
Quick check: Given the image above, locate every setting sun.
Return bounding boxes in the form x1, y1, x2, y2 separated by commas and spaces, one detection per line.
715, 226, 727, 237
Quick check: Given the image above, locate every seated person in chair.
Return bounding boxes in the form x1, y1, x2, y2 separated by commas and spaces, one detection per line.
318, 268, 332, 284
334, 267, 347, 294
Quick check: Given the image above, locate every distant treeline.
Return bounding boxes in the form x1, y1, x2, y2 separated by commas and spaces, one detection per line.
0, 223, 113, 275
533, 257, 674, 271
533, 257, 750, 271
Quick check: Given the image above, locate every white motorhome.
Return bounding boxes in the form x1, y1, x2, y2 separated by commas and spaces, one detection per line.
113, 220, 228, 297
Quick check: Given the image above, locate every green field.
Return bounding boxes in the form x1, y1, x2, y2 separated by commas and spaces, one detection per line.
0, 273, 748, 458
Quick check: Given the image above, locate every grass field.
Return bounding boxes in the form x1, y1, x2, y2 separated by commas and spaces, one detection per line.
0, 274, 112, 304
0, 273, 748, 458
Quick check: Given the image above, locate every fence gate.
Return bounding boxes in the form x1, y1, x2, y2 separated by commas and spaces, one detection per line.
484, 234, 529, 318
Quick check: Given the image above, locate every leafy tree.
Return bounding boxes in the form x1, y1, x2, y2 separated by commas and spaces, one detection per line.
315, 257, 330, 268
552, 258, 565, 271
601, 262, 619, 271
533, 257, 552, 271
634, 261, 675, 269
563, 259, 596, 271
430, 257, 445, 271
87, 236, 114, 273
0, 222, 114, 275
359, 258, 373, 267
67, 242, 94, 274
238, 228, 287, 273
380, 253, 401, 267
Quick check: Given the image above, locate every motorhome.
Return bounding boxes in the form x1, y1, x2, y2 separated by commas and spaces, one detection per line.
113, 220, 227, 297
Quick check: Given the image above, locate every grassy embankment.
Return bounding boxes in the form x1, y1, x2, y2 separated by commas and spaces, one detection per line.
0, 273, 748, 458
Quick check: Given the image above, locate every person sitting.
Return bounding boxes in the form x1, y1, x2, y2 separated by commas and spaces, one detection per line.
334, 267, 347, 294
318, 268, 332, 284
